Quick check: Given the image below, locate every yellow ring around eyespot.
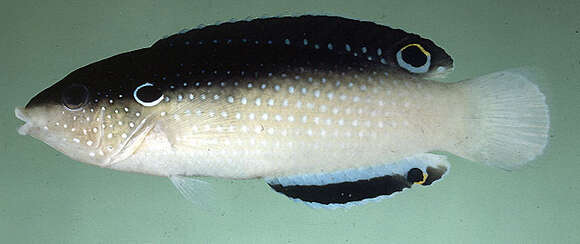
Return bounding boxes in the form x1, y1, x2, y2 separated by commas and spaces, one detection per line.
414, 173, 428, 185
401, 43, 431, 57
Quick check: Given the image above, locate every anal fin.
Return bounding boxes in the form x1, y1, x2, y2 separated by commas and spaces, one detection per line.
266, 153, 450, 209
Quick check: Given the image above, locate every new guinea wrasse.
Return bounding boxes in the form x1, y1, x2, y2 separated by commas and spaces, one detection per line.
15, 15, 550, 208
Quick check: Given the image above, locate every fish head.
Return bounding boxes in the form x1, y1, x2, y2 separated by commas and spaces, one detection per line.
16, 62, 157, 168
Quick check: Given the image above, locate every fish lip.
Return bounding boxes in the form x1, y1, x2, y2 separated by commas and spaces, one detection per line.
15, 107, 32, 135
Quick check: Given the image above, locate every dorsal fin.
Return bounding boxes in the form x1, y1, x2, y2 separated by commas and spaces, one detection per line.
149, 16, 453, 78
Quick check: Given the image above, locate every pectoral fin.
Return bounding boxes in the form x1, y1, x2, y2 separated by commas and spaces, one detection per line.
169, 175, 214, 208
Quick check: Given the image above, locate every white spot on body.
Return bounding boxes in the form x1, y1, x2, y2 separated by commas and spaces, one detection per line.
295, 100, 302, 108
327, 92, 334, 100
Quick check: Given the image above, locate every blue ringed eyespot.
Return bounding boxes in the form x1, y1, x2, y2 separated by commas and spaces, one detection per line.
396, 43, 431, 74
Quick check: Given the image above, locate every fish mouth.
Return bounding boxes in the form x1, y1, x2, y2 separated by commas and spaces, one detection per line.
15, 107, 32, 135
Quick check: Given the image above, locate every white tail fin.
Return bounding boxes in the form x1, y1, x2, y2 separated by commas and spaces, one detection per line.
454, 70, 550, 169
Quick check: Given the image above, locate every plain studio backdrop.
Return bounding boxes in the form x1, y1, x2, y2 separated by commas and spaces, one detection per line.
1, 0, 579, 243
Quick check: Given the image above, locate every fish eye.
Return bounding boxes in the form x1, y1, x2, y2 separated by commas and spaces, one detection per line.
134, 82, 164, 107
396, 43, 431, 74
62, 83, 89, 110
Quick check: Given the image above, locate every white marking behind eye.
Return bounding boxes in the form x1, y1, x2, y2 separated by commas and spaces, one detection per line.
134, 83, 163, 107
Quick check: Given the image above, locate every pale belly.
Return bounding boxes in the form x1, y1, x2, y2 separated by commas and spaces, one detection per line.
110, 74, 466, 178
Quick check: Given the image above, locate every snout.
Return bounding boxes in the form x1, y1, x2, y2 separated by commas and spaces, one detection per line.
15, 107, 32, 135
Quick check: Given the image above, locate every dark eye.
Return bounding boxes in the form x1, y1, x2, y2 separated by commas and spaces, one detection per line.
396, 43, 431, 73
62, 83, 89, 110
133, 82, 163, 106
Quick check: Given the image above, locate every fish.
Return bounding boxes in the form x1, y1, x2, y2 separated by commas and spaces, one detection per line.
15, 15, 550, 208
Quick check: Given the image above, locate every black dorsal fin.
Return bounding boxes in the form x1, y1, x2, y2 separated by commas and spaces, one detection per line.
149, 16, 453, 77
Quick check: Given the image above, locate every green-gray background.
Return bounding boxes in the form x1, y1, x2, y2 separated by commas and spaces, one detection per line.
1, 0, 579, 243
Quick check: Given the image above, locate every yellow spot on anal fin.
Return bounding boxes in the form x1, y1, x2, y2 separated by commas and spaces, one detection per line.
414, 173, 428, 185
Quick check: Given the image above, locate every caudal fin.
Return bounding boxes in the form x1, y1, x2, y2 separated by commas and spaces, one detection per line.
454, 70, 550, 169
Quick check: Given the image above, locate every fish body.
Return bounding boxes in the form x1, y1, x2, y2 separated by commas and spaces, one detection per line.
111, 71, 462, 179
16, 16, 549, 207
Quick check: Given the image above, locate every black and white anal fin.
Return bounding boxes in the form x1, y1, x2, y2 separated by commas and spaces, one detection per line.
266, 153, 450, 209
